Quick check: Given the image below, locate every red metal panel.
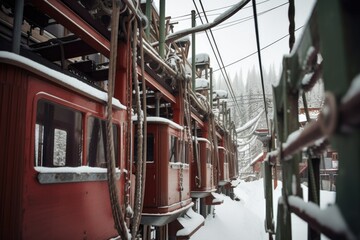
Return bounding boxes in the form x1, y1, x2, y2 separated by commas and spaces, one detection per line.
0, 63, 27, 240
0, 63, 128, 239
191, 112, 204, 128
137, 66, 176, 104
32, 0, 110, 57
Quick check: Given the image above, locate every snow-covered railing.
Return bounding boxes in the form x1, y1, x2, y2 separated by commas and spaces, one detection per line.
264, 2, 360, 239
267, 77, 360, 165
288, 196, 356, 240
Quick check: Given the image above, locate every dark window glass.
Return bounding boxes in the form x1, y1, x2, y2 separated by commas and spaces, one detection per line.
87, 117, 119, 168
35, 99, 82, 167
169, 135, 178, 162
184, 142, 189, 164
134, 134, 154, 163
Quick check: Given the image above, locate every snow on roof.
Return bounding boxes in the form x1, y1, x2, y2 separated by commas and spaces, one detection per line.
176, 208, 205, 237
175, 36, 190, 46
0, 51, 126, 110
213, 89, 228, 100
132, 116, 184, 130
189, 53, 210, 66
140, 0, 159, 14
195, 78, 209, 90
195, 53, 210, 65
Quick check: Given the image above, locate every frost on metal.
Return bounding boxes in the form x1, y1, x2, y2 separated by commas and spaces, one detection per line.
195, 78, 209, 90
342, 73, 360, 104
288, 196, 356, 240
213, 89, 228, 100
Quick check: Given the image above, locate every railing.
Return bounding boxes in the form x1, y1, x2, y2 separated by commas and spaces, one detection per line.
263, 0, 360, 239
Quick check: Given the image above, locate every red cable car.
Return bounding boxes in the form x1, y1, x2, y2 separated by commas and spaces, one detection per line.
0, 52, 128, 239
134, 117, 193, 226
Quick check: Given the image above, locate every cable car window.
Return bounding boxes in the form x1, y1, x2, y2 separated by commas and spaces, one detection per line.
87, 117, 119, 168
169, 135, 178, 162
35, 99, 82, 167
134, 134, 154, 163
206, 148, 211, 164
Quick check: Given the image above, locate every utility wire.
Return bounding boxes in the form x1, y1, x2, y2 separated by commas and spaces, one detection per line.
194, 0, 243, 119
213, 25, 304, 72
211, 2, 288, 32
171, 0, 270, 21
252, 0, 269, 132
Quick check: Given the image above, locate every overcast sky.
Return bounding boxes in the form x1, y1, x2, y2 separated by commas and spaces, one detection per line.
161, 0, 316, 83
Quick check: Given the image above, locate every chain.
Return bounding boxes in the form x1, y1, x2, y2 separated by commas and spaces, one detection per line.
177, 161, 183, 207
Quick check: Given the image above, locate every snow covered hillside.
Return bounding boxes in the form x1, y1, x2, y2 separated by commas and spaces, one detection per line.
191, 179, 336, 240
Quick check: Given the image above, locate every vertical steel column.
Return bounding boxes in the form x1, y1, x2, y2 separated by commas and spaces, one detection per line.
145, 0, 152, 38
158, 0, 165, 59
317, 0, 360, 236
12, 0, 24, 54
307, 157, 320, 240
191, 10, 196, 92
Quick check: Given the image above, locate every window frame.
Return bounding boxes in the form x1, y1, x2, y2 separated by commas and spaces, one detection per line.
33, 95, 122, 184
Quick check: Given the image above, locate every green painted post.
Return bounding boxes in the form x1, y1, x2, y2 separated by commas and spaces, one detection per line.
159, 0, 165, 59
145, 0, 152, 39
263, 161, 274, 234
317, 1, 360, 236
307, 156, 320, 240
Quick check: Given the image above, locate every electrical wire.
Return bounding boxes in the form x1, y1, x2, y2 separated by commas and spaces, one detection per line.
252, 0, 269, 132
171, 0, 270, 21
194, 0, 243, 119
211, 2, 288, 32
213, 25, 304, 72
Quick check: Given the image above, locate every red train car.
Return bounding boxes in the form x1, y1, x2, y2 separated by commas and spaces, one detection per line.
134, 117, 193, 226
191, 137, 217, 197
0, 52, 128, 239
218, 146, 230, 186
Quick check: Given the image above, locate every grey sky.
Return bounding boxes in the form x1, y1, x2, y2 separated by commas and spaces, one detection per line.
163, 0, 316, 83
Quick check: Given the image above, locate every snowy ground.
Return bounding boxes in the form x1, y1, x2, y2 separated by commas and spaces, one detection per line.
191, 179, 336, 240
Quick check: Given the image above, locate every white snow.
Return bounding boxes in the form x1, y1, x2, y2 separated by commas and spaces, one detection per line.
282, 129, 302, 150
195, 53, 210, 65
236, 110, 263, 133
212, 89, 228, 100
288, 196, 356, 240
342, 73, 360, 104
177, 208, 205, 237
195, 78, 209, 90
190, 179, 337, 240
35, 166, 121, 173
132, 116, 184, 130
0, 51, 126, 110
301, 72, 314, 86
196, 137, 211, 144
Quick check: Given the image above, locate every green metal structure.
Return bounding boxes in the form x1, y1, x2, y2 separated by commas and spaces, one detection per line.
264, 0, 360, 239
